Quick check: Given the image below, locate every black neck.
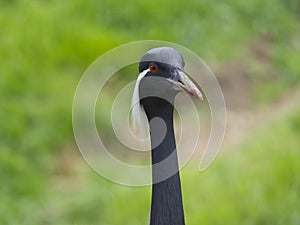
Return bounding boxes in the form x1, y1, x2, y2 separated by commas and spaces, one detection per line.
143, 97, 185, 225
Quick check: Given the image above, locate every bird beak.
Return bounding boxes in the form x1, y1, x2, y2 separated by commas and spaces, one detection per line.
174, 70, 203, 100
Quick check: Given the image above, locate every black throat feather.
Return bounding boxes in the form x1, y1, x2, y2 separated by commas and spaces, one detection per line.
141, 97, 185, 225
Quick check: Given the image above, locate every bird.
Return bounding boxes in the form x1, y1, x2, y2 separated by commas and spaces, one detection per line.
131, 47, 203, 225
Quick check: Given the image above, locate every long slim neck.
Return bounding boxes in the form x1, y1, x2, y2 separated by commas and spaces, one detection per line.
144, 98, 185, 225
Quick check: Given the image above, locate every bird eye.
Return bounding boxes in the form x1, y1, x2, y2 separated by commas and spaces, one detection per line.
149, 63, 159, 73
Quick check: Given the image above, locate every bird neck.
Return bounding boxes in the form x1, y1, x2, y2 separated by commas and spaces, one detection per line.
145, 97, 185, 225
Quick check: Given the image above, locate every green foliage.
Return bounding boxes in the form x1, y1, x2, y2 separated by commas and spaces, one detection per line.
0, 0, 299, 224
39, 109, 300, 225
183, 110, 300, 225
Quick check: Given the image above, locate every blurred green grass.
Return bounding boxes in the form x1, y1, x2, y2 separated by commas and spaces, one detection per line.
0, 0, 300, 224
183, 110, 300, 225
5, 107, 298, 225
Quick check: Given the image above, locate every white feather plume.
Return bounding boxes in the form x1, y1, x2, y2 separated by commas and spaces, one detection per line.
131, 69, 150, 139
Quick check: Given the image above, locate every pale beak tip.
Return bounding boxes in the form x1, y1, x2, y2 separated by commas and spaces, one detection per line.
190, 88, 203, 101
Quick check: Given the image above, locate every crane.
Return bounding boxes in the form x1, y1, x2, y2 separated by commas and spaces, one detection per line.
131, 47, 203, 225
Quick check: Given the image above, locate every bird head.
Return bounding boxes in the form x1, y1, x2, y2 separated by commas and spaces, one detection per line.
131, 47, 203, 137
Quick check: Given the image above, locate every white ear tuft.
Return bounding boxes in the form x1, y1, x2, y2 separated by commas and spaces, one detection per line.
131, 69, 150, 139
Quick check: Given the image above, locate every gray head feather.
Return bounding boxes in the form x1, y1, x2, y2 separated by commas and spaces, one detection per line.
132, 47, 185, 138
140, 47, 185, 70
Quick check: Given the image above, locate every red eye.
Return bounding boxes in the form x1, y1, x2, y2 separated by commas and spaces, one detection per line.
149, 63, 159, 73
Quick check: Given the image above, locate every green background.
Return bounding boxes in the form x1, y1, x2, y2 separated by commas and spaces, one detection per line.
1, 0, 300, 224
